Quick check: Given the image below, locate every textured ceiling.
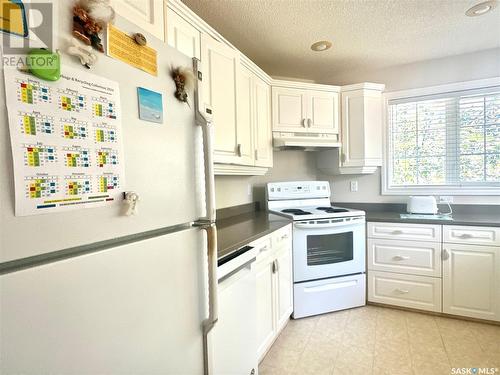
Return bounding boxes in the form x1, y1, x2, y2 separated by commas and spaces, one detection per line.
181, 0, 500, 82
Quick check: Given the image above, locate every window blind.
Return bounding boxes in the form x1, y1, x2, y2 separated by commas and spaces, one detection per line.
388, 86, 500, 188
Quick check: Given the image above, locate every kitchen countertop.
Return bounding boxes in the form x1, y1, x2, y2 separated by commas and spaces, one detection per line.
365, 211, 500, 227
216, 211, 290, 262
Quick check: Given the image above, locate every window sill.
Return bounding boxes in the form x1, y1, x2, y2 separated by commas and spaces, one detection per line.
382, 186, 500, 196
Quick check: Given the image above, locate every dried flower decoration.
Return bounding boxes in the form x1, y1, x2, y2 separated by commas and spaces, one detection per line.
171, 66, 195, 105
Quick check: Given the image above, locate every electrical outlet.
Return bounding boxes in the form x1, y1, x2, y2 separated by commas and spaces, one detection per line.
350, 180, 358, 192
247, 184, 252, 196
439, 196, 454, 204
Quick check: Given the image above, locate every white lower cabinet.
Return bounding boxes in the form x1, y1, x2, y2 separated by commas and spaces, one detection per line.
255, 224, 293, 361
367, 222, 442, 312
255, 253, 275, 359
368, 222, 500, 322
368, 270, 442, 312
442, 243, 500, 321
275, 245, 293, 331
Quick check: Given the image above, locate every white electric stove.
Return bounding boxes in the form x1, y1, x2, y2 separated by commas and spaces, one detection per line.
267, 181, 367, 318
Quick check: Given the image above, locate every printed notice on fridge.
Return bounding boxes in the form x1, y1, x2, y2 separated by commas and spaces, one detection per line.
3, 65, 126, 216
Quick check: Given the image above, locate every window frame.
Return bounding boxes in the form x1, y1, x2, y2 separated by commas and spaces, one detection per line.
381, 77, 500, 196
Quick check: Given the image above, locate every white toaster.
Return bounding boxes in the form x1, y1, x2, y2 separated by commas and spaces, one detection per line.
407, 196, 438, 214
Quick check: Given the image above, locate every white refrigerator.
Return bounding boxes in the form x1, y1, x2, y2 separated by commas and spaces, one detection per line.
0, 4, 218, 375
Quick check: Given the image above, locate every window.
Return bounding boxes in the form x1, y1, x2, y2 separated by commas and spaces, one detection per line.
384, 79, 500, 195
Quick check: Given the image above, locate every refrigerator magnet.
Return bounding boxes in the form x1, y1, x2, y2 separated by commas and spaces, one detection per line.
137, 87, 163, 124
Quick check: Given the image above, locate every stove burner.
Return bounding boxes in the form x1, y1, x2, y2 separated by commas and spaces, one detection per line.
316, 207, 350, 213
281, 208, 312, 215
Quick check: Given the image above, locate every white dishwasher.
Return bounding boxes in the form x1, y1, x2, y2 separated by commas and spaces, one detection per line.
212, 245, 258, 375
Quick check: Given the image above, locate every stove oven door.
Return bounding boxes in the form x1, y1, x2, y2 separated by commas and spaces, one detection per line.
292, 219, 365, 283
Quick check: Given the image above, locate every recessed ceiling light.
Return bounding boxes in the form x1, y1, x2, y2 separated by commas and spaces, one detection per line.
465, 0, 497, 16
311, 40, 332, 52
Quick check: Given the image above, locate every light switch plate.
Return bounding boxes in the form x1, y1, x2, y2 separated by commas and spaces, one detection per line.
350, 181, 358, 192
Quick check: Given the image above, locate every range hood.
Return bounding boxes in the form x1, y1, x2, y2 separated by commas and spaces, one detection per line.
273, 132, 341, 149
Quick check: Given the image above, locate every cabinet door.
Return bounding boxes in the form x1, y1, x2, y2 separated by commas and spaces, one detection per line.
254, 76, 273, 167
165, 7, 200, 59
201, 35, 240, 164
113, 0, 164, 41
340, 89, 383, 168
272, 87, 308, 133
255, 255, 275, 360
443, 243, 500, 321
308, 90, 339, 134
275, 245, 293, 331
236, 65, 255, 165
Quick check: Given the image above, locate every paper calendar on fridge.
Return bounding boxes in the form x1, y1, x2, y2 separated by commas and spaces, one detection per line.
3, 65, 125, 216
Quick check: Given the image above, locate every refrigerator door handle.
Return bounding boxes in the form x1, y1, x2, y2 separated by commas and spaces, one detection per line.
201, 223, 218, 375
193, 57, 216, 223
201, 120, 216, 222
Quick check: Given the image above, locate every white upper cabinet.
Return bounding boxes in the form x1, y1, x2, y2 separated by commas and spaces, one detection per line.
113, 0, 165, 41
201, 34, 240, 164
272, 82, 339, 134
308, 90, 339, 133
165, 7, 200, 59
165, 0, 273, 174
317, 82, 385, 175
253, 75, 273, 168
340, 83, 385, 173
236, 65, 255, 166
272, 87, 308, 132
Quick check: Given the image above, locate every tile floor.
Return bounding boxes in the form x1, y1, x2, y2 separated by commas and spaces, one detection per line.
259, 305, 500, 375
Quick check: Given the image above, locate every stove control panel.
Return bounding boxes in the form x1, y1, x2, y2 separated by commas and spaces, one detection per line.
267, 181, 331, 200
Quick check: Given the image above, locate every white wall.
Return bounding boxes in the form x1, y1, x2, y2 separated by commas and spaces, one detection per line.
321, 48, 500, 205
325, 48, 500, 91
215, 150, 316, 208
320, 168, 500, 205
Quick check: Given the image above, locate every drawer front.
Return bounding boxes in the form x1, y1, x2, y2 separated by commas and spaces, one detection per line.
367, 222, 441, 242
368, 239, 441, 277
293, 274, 366, 319
368, 270, 442, 312
272, 225, 292, 249
443, 225, 500, 246
250, 236, 272, 255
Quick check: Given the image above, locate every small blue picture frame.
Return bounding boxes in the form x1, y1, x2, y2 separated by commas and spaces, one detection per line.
137, 87, 163, 124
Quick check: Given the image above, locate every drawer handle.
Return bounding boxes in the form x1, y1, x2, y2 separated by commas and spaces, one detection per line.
458, 233, 472, 239
272, 259, 279, 273
393, 255, 410, 261
304, 280, 358, 293
395, 288, 409, 294
392, 230, 403, 235
281, 234, 289, 240
261, 245, 268, 252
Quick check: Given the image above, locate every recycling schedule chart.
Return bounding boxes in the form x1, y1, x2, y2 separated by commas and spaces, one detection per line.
3, 66, 125, 216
